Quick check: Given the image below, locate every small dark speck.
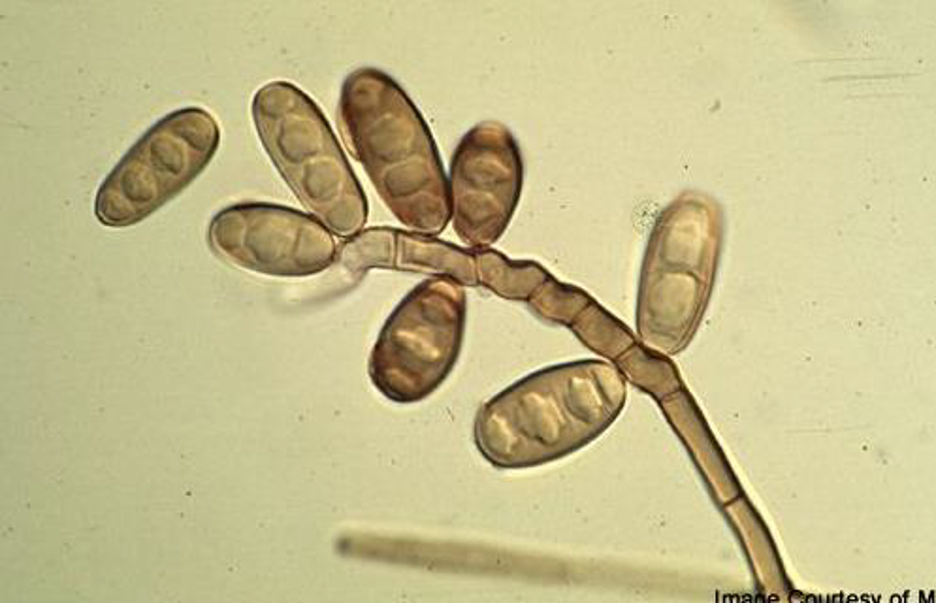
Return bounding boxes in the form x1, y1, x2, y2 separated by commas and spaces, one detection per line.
227, 566, 235, 573
864, 203, 871, 210
178, 512, 185, 519
279, 47, 288, 56
732, 412, 739, 419
297, 414, 305, 422
142, 83, 150, 90
856, 320, 863, 327
333, 409, 341, 418
709, 99, 721, 113
861, 444, 868, 452
923, 176, 929, 183
548, 185, 556, 193
682, 164, 689, 171
875, 449, 889, 466
804, 354, 812, 362
185, 490, 192, 497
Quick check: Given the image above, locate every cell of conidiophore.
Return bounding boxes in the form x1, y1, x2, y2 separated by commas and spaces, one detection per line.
475, 360, 626, 468
253, 81, 367, 236
95, 108, 219, 226
209, 203, 335, 276
571, 301, 637, 360
476, 249, 547, 300
370, 278, 465, 402
725, 496, 794, 598
528, 278, 590, 325
451, 122, 522, 247
636, 191, 722, 354
659, 388, 740, 505
339, 68, 450, 234
396, 231, 478, 286
337, 228, 479, 285
338, 227, 398, 274
615, 345, 682, 399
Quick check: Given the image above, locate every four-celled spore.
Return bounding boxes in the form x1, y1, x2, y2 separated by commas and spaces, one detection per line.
96, 108, 219, 226
339, 68, 451, 234
253, 81, 368, 236
636, 191, 722, 355
475, 360, 627, 468
370, 278, 465, 402
209, 203, 335, 276
451, 122, 522, 247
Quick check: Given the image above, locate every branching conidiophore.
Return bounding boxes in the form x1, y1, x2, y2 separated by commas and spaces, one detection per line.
96, 66, 810, 598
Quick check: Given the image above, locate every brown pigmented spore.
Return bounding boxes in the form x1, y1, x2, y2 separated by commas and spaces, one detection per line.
636, 191, 722, 354
208, 203, 335, 276
451, 121, 523, 247
370, 278, 465, 402
475, 360, 627, 468
339, 68, 450, 234
95, 108, 219, 226
253, 81, 367, 236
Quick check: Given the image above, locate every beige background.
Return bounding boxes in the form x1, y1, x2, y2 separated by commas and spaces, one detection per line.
2, 0, 935, 600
